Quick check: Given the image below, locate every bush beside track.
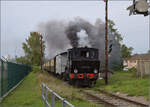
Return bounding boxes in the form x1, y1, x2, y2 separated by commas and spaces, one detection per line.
93, 70, 149, 100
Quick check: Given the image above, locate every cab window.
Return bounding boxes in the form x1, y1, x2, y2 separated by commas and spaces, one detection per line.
80, 51, 90, 58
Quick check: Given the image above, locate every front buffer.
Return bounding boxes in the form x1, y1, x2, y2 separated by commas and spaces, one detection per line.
69, 73, 99, 87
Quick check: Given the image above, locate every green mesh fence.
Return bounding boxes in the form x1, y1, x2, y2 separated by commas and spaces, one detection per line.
0, 59, 31, 98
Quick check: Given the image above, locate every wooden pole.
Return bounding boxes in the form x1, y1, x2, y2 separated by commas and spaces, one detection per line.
105, 0, 108, 85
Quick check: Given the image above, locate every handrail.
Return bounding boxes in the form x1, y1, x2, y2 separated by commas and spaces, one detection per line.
41, 83, 74, 107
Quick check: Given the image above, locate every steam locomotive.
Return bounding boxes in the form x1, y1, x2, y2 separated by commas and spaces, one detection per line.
43, 47, 100, 87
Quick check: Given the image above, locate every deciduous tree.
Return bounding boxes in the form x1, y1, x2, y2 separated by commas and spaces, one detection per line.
22, 32, 45, 65
108, 20, 133, 59
121, 44, 133, 58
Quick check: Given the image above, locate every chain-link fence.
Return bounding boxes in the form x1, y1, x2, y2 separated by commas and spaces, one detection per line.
0, 59, 31, 101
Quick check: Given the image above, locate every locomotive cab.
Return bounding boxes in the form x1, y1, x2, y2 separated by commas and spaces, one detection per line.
66, 47, 100, 87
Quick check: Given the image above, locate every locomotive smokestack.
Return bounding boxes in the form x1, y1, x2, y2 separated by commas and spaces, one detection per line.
65, 24, 80, 48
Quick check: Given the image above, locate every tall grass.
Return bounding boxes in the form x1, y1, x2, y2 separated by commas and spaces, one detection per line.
93, 71, 149, 100
37, 72, 103, 107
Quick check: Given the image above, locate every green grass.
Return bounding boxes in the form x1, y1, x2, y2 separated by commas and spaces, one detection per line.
51, 100, 101, 107
0, 72, 44, 107
37, 71, 102, 107
1, 69, 148, 106
0, 70, 102, 107
93, 71, 149, 100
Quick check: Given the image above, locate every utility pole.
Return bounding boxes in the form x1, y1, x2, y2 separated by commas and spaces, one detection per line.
40, 34, 43, 71
105, 0, 108, 85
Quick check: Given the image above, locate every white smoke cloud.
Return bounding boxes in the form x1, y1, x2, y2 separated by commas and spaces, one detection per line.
77, 30, 91, 48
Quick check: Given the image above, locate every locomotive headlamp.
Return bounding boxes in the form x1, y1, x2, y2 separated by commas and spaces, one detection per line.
74, 69, 78, 73
94, 69, 98, 73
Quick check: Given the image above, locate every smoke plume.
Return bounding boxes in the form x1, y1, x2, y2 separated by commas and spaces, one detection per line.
38, 20, 71, 58
38, 17, 122, 70
77, 30, 91, 47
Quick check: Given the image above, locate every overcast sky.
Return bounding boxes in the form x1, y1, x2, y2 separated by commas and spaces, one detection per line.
1, 1, 149, 58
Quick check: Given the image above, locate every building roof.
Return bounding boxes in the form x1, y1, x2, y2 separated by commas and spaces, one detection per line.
124, 53, 150, 61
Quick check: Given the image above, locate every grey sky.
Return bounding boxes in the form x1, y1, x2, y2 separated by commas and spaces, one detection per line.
1, 1, 149, 58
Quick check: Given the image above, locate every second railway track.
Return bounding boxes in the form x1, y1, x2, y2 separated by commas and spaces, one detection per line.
81, 89, 149, 107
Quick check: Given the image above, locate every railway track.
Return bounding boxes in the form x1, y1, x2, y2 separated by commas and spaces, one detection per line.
46, 71, 149, 107
81, 90, 149, 107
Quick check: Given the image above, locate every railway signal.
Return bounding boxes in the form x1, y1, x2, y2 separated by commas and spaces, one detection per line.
108, 40, 113, 55
127, 0, 150, 16
108, 44, 113, 54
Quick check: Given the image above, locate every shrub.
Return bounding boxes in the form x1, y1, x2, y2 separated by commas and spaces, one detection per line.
32, 66, 41, 72
128, 67, 136, 72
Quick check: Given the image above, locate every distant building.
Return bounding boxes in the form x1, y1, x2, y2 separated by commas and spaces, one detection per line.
123, 53, 150, 70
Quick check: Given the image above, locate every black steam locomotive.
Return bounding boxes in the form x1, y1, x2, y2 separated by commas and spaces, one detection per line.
43, 47, 100, 87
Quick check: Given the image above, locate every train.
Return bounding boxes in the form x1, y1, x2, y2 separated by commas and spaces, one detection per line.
43, 47, 100, 87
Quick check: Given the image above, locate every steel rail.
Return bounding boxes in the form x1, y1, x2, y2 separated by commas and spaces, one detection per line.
81, 90, 116, 107
82, 89, 149, 107
99, 89, 149, 107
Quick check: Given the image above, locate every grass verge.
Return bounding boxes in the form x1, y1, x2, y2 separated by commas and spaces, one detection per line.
37, 71, 102, 107
93, 71, 149, 100
0, 70, 103, 107
0, 72, 44, 107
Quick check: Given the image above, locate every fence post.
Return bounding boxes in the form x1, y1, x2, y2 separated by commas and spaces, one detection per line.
0, 60, 2, 100
45, 86, 48, 107
41, 84, 43, 101
1, 61, 4, 97
62, 98, 66, 107
51, 91, 55, 107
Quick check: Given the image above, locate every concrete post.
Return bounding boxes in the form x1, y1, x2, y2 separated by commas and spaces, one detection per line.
41, 84, 43, 101
62, 98, 66, 107
51, 92, 55, 107
45, 86, 48, 107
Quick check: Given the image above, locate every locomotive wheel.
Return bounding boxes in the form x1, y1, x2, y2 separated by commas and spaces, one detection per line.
60, 74, 63, 80
69, 79, 74, 85
74, 80, 80, 87
68, 78, 72, 85
88, 81, 95, 88
62, 76, 67, 81
62, 73, 67, 81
